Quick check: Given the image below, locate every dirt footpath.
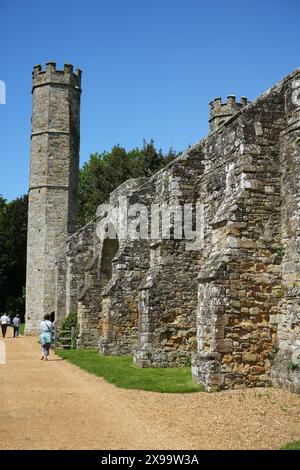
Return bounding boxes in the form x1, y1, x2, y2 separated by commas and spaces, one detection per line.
0, 335, 299, 450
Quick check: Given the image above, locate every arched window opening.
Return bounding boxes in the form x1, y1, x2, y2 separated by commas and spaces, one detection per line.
100, 236, 119, 283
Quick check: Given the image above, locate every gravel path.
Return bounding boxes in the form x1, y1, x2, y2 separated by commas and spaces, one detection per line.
0, 336, 299, 450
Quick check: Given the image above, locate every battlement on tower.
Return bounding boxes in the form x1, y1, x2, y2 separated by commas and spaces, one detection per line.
209, 95, 249, 131
32, 62, 82, 89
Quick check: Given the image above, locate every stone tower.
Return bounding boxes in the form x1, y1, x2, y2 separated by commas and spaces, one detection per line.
25, 62, 81, 334
209, 95, 249, 131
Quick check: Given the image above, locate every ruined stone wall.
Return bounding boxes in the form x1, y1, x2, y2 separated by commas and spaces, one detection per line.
53, 67, 300, 393
66, 221, 96, 316
74, 178, 151, 351
134, 151, 205, 367
55, 219, 96, 326
193, 74, 293, 390
97, 179, 152, 354
68, 218, 103, 348
26, 63, 81, 334
55, 255, 67, 324
271, 71, 300, 393
98, 240, 150, 355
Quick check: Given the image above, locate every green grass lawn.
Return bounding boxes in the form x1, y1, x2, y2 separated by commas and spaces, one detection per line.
281, 440, 300, 450
19, 323, 25, 335
56, 349, 203, 393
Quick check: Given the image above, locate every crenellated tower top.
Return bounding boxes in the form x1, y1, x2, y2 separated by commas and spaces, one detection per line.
32, 62, 82, 90
209, 95, 249, 131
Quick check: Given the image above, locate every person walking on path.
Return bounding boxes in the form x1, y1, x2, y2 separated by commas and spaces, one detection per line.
12, 314, 21, 338
40, 314, 53, 361
0, 313, 10, 338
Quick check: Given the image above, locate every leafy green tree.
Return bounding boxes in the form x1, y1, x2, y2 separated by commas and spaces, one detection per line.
78, 141, 177, 225
0, 195, 28, 320
0, 196, 6, 221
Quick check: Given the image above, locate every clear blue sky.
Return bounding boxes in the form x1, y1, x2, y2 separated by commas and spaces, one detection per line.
0, 0, 299, 201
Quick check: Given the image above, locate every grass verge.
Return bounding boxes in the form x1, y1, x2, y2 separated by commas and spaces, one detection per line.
281, 440, 300, 450
56, 349, 203, 393
19, 323, 25, 335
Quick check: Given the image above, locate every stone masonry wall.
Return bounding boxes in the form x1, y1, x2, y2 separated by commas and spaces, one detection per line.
75, 178, 151, 351
54, 67, 300, 393
134, 152, 205, 367
193, 72, 294, 390
271, 70, 300, 393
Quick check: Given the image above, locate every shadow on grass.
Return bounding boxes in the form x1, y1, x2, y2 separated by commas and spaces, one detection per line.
56, 349, 204, 394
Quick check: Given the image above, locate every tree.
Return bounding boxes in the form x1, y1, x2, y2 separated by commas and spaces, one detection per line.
78, 141, 177, 225
0, 195, 6, 216
0, 195, 28, 320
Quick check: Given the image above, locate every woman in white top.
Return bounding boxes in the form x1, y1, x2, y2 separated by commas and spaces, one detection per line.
40, 314, 53, 361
